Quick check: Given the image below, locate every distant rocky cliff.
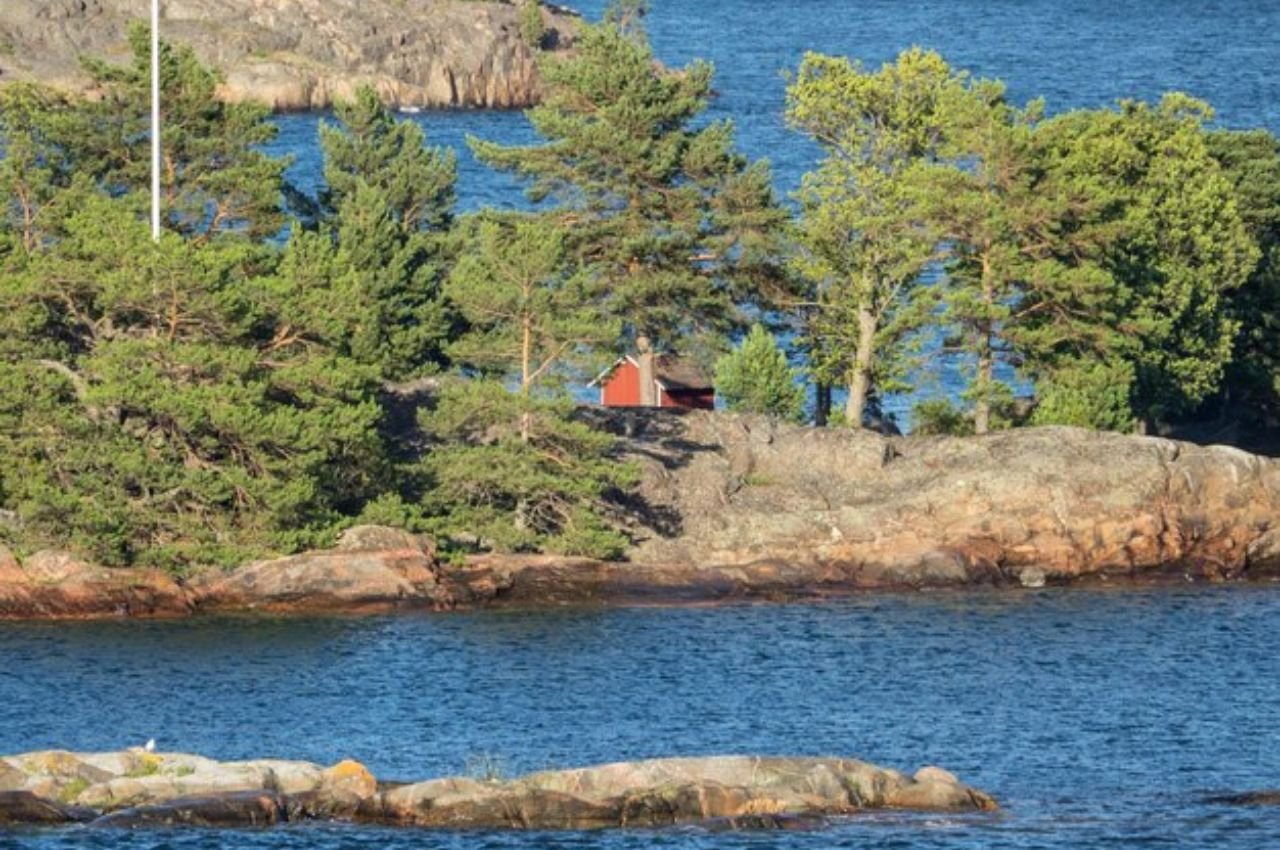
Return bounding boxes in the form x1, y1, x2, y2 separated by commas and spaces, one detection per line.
0, 0, 578, 110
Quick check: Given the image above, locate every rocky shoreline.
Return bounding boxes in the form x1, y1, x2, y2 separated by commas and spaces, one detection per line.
0, 750, 996, 829
0, 0, 578, 111
2, 414, 1279, 620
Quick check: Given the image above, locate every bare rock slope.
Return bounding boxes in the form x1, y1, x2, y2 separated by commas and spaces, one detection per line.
0, 0, 577, 110
2, 414, 1279, 619
617, 412, 1280, 587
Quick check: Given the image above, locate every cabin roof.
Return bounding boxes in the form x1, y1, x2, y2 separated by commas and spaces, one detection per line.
589, 354, 714, 390
652, 354, 712, 391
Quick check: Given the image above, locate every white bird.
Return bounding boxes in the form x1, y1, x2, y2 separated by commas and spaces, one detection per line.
143, 739, 156, 753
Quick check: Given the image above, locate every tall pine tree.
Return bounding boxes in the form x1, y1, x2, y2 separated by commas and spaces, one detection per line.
469, 17, 788, 373
422, 213, 633, 557
786, 49, 958, 428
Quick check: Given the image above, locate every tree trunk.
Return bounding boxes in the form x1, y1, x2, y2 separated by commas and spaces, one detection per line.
974, 348, 992, 435
974, 252, 994, 436
520, 314, 532, 443
844, 306, 877, 428
636, 334, 657, 407
813, 382, 832, 427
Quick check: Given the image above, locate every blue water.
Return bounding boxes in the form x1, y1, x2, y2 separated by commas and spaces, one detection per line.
3, 587, 1280, 847
269, 0, 1280, 208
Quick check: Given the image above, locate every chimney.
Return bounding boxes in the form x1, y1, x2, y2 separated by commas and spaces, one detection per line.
636, 335, 657, 407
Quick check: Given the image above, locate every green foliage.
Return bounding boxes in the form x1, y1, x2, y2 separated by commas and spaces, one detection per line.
75, 22, 291, 241
714, 324, 805, 420
470, 19, 789, 353
1032, 95, 1258, 424
57, 778, 90, 803
786, 49, 960, 426
420, 384, 636, 558
519, 0, 546, 49
1207, 128, 1280, 423
446, 213, 618, 392
0, 84, 80, 254
1031, 358, 1137, 432
315, 86, 459, 381
910, 399, 974, 436
0, 45, 398, 570
921, 79, 1124, 434
424, 212, 633, 558
0, 192, 388, 568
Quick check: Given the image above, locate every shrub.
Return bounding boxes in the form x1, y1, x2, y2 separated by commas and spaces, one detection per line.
714, 324, 806, 421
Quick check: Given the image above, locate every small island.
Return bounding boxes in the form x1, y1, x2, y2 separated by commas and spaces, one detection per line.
0, 1, 1277, 609
0, 750, 996, 829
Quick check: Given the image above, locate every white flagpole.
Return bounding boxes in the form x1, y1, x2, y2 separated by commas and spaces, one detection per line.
150, 0, 161, 241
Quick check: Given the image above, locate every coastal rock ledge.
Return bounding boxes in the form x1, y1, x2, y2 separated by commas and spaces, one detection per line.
0, 0, 578, 111
1, 414, 1279, 619
0, 750, 996, 830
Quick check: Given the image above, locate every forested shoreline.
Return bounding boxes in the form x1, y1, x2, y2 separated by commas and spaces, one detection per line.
1, 2, 1278, 571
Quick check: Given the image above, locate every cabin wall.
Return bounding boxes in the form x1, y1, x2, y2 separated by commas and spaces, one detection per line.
660, 388, 716, 411
602, 362, 643, 406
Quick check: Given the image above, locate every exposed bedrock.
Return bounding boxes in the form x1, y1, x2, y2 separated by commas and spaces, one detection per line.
2, 413, 1279, 619
0, 751, 995, 829
0, 0, 578, 110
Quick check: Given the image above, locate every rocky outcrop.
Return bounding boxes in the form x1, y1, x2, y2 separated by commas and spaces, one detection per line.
1206, 790, 1280, 806
364, 756, 997, 828
91, 790, 290, 828
613, 412, 1280, 586
0, 549, 192, 619
432, 412, 1280, 605
2, 414, 1280, 619
0, 792, 95, 826
0, 0, 578, 111
0, 750, 995, 830
191, 525, 449, 613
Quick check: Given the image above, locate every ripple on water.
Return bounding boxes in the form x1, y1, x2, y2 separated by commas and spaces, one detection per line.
2, 586, 1280, 848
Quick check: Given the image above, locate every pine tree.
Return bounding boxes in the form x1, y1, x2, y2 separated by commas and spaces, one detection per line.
1033, 95, 1259, 427
714, 324, 805, 421
315, 86, 459, 381
0, 50, 397, 569
0, 84, 80, 255
1206, 128, 1280, 425
786, 49, 958, 428
469, 18, 788, 360
0, 191, 387, 567
926, 82, 1119, 434
73, 23, 291, 241
421, 213, 634, 557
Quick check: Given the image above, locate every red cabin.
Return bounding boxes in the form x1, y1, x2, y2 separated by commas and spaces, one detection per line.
591, 354, 715, 410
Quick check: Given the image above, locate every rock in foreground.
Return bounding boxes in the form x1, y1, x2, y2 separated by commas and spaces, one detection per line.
0, 0, 577, 111
365, 756, 998, 828
0, 750, 995, 830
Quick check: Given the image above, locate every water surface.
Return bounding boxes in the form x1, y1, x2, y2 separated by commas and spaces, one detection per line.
3, 586, 1279, 847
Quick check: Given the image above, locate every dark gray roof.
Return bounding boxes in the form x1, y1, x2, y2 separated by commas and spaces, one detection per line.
653, 355, 713, 391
